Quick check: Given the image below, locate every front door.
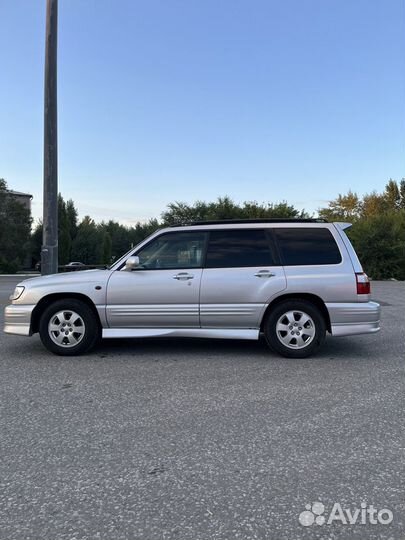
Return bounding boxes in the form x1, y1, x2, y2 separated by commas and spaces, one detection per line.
106, 231, 207, 328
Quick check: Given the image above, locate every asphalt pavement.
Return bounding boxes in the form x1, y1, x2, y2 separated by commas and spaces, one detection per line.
0, 276, 404, 540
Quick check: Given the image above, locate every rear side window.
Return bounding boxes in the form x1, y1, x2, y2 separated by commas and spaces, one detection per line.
274, 228, 342, 265
205, 229, 274, 268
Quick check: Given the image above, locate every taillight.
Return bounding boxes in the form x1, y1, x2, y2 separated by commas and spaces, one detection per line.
356, 272, 371, 294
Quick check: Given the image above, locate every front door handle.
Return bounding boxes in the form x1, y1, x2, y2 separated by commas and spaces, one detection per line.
173, 272, 194, 280
254, 270, 275, 278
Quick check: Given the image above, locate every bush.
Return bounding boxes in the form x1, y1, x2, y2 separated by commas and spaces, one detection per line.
348, 211, 405, 280
0, 257, 21, 274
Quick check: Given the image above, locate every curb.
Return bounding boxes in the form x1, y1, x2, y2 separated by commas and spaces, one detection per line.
0, 274, 39, 278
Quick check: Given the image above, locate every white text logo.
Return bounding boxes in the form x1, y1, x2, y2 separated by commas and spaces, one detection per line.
298, 502, 393, 527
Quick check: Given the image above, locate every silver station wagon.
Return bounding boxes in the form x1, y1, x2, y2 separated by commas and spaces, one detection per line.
4, 219, 380, 358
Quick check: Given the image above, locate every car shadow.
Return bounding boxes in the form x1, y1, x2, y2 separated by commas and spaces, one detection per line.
91, 334, 377, 363
3, 332, 380, 366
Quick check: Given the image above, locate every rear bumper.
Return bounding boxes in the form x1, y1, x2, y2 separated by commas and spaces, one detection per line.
326, 301, 381, 337
3, 304, 35, 336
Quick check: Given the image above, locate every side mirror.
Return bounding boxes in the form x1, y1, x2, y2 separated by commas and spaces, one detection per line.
124, 256, 140, 271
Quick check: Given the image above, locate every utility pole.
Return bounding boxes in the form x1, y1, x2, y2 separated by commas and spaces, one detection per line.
41, 0, 58, 275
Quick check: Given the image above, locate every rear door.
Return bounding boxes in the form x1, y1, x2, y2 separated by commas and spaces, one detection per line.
199, 228, 287, 328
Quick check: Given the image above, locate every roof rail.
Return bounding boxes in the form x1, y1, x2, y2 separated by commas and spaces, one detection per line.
169, 218, 328, 227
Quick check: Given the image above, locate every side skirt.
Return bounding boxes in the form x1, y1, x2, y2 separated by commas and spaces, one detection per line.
102, 328, 260, 340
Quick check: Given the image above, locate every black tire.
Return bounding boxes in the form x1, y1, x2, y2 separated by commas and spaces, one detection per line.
264, 299, 326, 358
39, 299, 100, 356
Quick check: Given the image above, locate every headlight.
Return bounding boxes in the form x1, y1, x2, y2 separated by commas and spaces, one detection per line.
10, 286, 25, 301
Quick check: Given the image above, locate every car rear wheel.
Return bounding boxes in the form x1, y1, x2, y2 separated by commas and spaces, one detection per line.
264, 299, 326, 358
39, 299, 100, 356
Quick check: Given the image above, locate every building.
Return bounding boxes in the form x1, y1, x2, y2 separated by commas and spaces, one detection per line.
7, 190, 33, 212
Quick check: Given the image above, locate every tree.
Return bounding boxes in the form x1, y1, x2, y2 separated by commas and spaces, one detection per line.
0, 178, 32, 272
101, 220, 132, 259
161, 196, 305, 225
205, 196, 242, 220
349, 211, 405, 280
101, 231, 112, 265
30, 195, 77, 267
318, 190, 361, 221
30, 221, 43, 266
71, 216, 102, 264
384, 179, 401, 211
58, 194, 71, 264
161, 200, 210, 225
128, 219, 160, 248
359, 180, 404, 218
361, 191, 388, 218
240, 201, 307, 219
66, 199, 78, 240
400, 179, 405, 209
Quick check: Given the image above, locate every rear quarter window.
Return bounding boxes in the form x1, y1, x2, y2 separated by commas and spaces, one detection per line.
274, 228, 342, 265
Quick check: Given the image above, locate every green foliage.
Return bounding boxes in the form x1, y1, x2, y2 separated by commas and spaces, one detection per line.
128, 219, 160, 250
28, 194, 78, 268
58, 194, 72, 264
0, 178, 32, 272
161, 197, 306, 225
30, 221, 43, 266
361, 191, 389, 218
400, 179, 405, 209
320, 179, 405, 279
318, 190, 361, 221
384, 179, 401, 211
71, 216, 102, 264
0, 256, 20, 274
102, 220, 133, 259
348, 211, 405, 280
65, 199, 78, 240
102, 232, 112, 265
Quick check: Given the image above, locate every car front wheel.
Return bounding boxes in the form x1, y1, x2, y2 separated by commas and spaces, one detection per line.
39, 299, 100, 356
264, 299, 326, 358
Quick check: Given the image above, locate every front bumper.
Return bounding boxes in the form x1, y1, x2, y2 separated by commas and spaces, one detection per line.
3, 304, 36, 336
326, 301, 381, 337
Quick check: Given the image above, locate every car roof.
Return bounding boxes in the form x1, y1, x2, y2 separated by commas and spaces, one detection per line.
169, 218, 327, 227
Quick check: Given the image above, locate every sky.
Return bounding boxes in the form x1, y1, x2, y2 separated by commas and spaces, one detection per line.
1, 0, 404, 225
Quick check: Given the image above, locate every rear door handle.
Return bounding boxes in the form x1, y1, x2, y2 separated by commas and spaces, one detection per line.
254, 270, 275, 278
173, 272, 194, 280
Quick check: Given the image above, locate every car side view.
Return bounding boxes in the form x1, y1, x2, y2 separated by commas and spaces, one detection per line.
4, 219, 381, 358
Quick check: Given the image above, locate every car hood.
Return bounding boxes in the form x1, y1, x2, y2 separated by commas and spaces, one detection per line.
17, 269, 111, 289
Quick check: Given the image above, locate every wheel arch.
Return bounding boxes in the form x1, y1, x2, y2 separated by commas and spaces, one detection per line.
260, 293, 331, 333
31, 293, 101, 334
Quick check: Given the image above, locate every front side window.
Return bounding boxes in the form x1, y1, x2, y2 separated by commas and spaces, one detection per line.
135, 232, 207, 269
274, 228, 342, 265
205, 229, 274, 268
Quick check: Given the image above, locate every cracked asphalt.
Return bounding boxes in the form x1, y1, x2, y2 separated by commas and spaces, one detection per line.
0, 277, 404, 540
